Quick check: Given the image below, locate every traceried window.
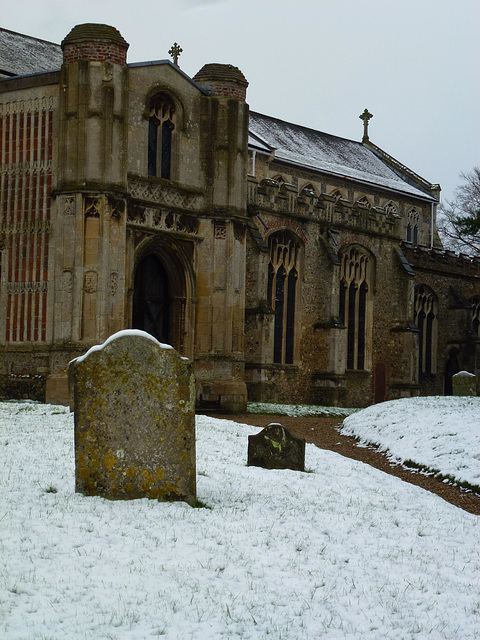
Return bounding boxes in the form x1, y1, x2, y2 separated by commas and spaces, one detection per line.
148, 92, 176, 179
267, 231, 301, 364
406, 208, 420, 246
414, 284, 437, 375
339, 246, 372, 370
330, 190, 343, 202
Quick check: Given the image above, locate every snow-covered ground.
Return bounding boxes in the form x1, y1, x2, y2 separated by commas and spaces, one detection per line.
341, 396, 480, 489
1, 400, 479, 639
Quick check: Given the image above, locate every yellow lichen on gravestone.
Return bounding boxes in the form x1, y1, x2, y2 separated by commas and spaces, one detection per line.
69, 331, 196, 504
103, 453, 117, 470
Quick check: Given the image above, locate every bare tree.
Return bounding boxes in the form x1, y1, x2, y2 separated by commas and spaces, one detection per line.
437, 167, 480, 255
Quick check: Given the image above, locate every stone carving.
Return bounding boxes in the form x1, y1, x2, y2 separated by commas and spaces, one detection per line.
69, 330, 196, 504
63, 196, 76, 216
452, 371, 477, 396
108, 196, 125, 220
109, 272, 118, 296
84, 197, 101, 218
63, 270, 73, 293
128, 205, 146, 224
248, 423, 305, 471
103, 61, 114, 82
2, 220, 50, 235
127, 205, 199, 235
128, 177, 201, 211
214, 222, 226, 240
0, 96, 55, 117
84, 271, 98, 293
6, 281, 48, 294
384, 201, 398, 217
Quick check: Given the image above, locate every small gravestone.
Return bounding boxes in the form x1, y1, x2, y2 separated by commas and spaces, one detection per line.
69, 330, 196, 505
248, 423, 305, 471
452, 371, 477, 396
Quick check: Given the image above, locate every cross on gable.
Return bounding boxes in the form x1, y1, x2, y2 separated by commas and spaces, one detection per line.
359, 108, 373, 142
169, 42, 183, 66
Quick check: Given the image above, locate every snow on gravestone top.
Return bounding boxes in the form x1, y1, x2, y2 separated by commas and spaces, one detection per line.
69, 330, 196, 504
452, 371, 477, 397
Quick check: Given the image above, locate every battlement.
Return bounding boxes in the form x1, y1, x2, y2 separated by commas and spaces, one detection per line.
247, 175, 399, 237
402, 243, 480, 277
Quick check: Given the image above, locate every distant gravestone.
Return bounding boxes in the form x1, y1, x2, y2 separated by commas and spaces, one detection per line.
248, 423, 305, 472
452, 371, 477, 397
69, 330, 196, 505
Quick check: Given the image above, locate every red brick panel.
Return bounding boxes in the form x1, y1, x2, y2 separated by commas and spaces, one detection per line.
1, 107, 53, 343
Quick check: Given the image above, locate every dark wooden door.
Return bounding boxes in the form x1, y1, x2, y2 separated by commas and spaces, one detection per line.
374, 362, 386, 404
132, 254, 170, 343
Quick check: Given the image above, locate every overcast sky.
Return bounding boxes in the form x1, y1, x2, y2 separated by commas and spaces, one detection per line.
3, 0, 478, 202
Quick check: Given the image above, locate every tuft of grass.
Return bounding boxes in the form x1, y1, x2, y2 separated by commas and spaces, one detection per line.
192, 498, 211, 509
44, 486, 58, 494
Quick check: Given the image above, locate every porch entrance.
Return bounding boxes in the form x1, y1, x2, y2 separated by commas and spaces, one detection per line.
132, 254, 170, 344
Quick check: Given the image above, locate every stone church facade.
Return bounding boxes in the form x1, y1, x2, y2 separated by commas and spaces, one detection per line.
0, 24, 479, 409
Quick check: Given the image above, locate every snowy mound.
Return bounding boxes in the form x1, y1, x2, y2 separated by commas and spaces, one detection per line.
341, 396, 480, 487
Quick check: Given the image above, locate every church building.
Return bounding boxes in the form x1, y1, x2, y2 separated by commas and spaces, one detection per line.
0, 24, 479, 409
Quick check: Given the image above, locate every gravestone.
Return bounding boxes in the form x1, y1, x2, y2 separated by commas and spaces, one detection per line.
452, 371, 477, 396
248, 423, 305, 471
69, 330, 196, 505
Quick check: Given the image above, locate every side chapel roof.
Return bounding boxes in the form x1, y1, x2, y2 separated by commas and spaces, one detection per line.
249, 111, 437, 201
0, 28, 62, 78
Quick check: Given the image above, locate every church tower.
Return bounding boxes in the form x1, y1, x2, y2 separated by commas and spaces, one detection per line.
47, 24, 130, 400
191, 63, 249, 411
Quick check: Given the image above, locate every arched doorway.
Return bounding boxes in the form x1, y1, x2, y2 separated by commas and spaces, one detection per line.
132, 254, 170, 344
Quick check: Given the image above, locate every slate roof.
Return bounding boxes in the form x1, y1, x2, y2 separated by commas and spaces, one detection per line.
249, 111, 436, 201
0, 28, 62, 78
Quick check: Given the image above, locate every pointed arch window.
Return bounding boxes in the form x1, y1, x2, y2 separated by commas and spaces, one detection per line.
267, 231, 301, 364
339, 246, 372, 370
414, 285, 437, 375
148, 93, 176, 179
406, 208, 420, 247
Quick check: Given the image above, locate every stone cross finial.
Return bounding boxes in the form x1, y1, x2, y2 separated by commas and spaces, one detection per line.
359, 108, 373, 142
169, 42, 183, 66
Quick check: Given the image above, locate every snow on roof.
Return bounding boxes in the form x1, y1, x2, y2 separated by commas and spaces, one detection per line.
0, 28, 62, 77
249, 111, 435, 201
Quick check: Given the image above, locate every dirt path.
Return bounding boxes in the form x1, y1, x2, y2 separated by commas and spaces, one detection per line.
210, 413, 480, 516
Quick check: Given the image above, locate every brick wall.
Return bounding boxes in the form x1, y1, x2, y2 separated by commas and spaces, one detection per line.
62, 42, 127, 65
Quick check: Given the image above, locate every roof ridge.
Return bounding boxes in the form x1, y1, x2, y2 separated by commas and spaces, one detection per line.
249, 110, 363, 147
364, 139, 439, 195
